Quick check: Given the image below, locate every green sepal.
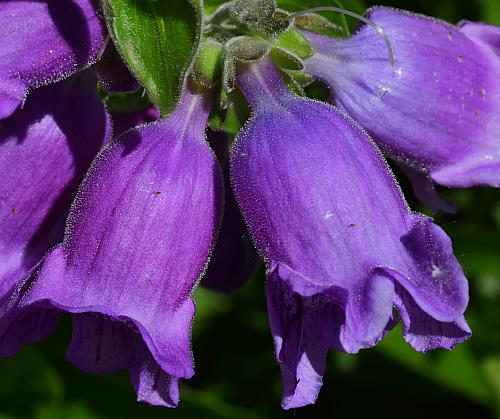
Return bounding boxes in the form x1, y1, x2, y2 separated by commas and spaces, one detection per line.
292, 13, 344, 37
284, 69, 314, 87
192, 40, 224, 89
275, 29, 314, 59
278, 0, 366, 35
207, 102, 228, 131
279, 69, 306, 96
269, 46, 304, 70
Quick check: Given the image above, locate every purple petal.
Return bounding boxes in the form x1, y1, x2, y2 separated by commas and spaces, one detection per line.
0, 72, 110, 303
393, 285, 471, 352
460, 21, 500, 55
202, 130, 259, 292
0, 84, 222, 407
95, 43, 139, 93
303, 7, 500, 188
130, 359, 181, 407
0, 0, 106, 119
266, 264, 344, 409
341, 270, 395, 352
231, 58, 470, 408
388, 216, 469, 322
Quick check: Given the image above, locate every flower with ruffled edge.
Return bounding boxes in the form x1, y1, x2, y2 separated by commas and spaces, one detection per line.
0, 82, 223, 407
231, 57, 470, 409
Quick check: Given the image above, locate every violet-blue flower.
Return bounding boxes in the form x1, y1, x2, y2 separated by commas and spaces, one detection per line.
302, 7, 500, 193
0, 0, 110, 305
0, 83, 222, 406
231, 58, 470, 408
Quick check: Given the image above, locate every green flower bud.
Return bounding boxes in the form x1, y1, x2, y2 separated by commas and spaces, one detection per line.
226, 36, 270, 62
192, 40, 224, 89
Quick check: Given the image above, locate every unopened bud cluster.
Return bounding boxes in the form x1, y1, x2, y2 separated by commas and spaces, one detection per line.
191, 0, 335, 104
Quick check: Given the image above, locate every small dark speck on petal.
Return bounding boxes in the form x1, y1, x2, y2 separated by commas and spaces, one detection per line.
348, 224, 356, 228
457, 55, 464, 63
11, 208, 17, 215
474, 109, 481, 118
152, 191, 161, 196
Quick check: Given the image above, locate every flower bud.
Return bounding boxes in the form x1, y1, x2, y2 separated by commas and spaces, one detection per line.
192, 40, 224, 89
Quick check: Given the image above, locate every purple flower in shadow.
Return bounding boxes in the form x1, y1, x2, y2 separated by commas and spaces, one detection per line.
0, 0, 110, 305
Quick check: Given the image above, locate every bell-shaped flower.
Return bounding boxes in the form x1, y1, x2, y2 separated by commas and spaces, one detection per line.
231, 58, 470, 409
0, 83, 223, 407
302, 7, 500, 190
0, 0, 105, 119
0, 72, 110, 305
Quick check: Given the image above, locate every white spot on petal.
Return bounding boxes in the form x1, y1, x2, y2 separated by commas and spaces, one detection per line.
431, 263, 442, 278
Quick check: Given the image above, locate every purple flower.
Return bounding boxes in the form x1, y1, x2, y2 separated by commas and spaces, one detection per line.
0, 0, 483, 411
302, 7, 500, 192
231, 58, 470, 409
0, 84, 222, 406
0, 0, 225, 406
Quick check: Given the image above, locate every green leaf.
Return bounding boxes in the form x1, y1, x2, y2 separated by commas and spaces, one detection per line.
104, 0, 202, 116
479, 0, 500, 25
378, 326, 494, 407
482, 356, 500, 413
101, 89, 153, 113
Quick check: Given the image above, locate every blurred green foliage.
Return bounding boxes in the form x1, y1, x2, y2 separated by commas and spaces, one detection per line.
1, 0, 499, 418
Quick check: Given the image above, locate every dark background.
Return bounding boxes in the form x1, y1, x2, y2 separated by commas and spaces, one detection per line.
1, 1, 499, 418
